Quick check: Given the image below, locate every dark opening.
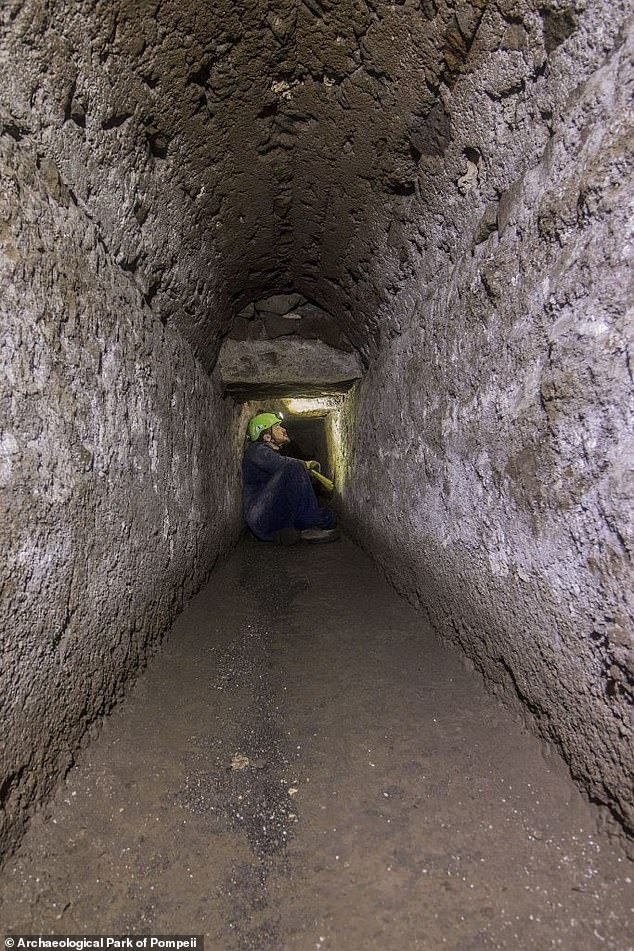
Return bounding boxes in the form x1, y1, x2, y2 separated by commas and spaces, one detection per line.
280, 415, 332, 479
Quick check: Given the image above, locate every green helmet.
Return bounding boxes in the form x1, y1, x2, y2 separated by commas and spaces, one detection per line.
247, 412, 283, 442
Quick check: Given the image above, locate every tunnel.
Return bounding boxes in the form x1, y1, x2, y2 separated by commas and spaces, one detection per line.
0, 0, 632, 943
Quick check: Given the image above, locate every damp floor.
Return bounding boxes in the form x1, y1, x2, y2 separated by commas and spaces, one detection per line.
0, 536, 632, 950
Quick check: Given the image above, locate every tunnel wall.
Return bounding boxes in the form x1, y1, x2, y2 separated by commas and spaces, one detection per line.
0, 130, 242, 859
0, 0, 304, 364
340, 33, 633, 834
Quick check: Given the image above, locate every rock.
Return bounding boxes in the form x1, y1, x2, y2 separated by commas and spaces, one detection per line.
336, 334, 356, 354
263, 312, 302, 338
254, 293, 305, 315
541, 9, 577, 55
218, 337, 363, 396
498, 178, 524, 235
294, 303, 347, 349
247, 318, 265, 340
502, 24, 527, 51
409, 102, 452, 159
474, 202, 499, 243
299, 315, 343, 350
228, 315, 250, 341
296, 302, 331, 321
37, 157, 70, 206
273, 194, 291, 217
296, 316, 322, 340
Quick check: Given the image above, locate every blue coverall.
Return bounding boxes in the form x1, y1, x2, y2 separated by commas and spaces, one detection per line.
242, 441, 337, 541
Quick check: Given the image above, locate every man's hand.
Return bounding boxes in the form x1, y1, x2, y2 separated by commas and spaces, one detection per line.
304, 460, 321, 472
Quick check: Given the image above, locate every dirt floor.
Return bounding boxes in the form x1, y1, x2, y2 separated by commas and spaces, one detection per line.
0, 536, 632, 949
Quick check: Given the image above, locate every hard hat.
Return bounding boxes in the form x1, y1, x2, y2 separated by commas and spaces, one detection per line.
247, 412, 284, 441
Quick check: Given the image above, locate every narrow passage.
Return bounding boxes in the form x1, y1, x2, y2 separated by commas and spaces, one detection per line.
1, 538, 631, 950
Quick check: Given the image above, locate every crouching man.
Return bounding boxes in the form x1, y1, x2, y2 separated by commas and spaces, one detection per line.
243, 412, 339, 545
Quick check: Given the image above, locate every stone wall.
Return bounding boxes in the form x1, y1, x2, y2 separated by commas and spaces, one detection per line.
0, 128, 242, 859
339, 26, 633, 834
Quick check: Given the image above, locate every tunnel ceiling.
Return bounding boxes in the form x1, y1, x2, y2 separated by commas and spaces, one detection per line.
1, 0, 613, 370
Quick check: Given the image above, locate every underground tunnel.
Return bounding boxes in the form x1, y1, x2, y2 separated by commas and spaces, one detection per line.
0, 0, 632, 943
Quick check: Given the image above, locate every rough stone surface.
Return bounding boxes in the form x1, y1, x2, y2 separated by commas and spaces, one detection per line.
219, 338, 362, 398
339, 26, 634, 835
227, 314, 250, 341
262, 311, 302, 338
0, 130, 243, 860
294, 302, 353, 350
254, 292, 304, 315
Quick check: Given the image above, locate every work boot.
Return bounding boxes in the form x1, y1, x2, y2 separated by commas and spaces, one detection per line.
300, 528, 340, 544
273, 527, 301, 546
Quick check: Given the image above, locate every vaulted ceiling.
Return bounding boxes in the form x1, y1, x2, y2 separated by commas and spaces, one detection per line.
2, 0, 596, 368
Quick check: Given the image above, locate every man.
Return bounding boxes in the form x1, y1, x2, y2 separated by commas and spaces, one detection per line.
242, 412, 339, 545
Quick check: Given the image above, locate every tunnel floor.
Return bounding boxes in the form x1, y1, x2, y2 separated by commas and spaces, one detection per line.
1, 537, 632, 949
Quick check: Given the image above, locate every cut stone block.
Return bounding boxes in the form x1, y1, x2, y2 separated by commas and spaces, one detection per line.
296, 302, 331, 321
228, 315, 250, 340
263, 312, 303, 338
247, 318, 265, 340
294, 303, 346, 349
254, 293, 305, 315
219, 337, 362, 400
335, 334, 355, 354
299, 315, 342, 348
